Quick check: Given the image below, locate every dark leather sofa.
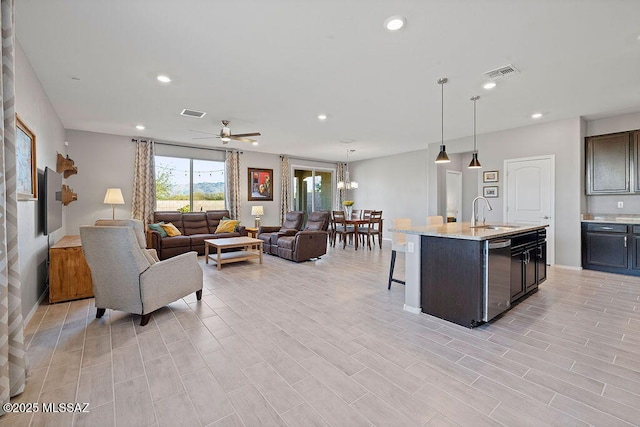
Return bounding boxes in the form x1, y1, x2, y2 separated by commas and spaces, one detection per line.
257, 211, 304, 254
146, 210, 247, 260
276, 211, 330, 262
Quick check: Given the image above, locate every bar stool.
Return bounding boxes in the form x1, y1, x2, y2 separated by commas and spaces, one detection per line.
388, 218, 412, 289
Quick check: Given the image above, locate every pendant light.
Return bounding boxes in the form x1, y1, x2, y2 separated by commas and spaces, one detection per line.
337, 149, 358, 190
468, 95, 482, 169
434, 78, 450, 163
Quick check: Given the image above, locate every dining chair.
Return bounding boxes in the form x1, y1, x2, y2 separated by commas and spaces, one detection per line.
388, 218, 412, 289
332, 210, 355, 248
350, 209, 362, 220
358, 210, 383, 249
426, 215, 444, 226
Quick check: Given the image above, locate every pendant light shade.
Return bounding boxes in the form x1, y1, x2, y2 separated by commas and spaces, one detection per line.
434, 78, 450, 163
435, 145, 450, 163
468, 95, 482, 169
337, 149, 358, 190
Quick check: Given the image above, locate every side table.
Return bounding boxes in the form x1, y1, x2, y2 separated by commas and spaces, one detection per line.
246, 227, 259, 238
49, 235, 94, 303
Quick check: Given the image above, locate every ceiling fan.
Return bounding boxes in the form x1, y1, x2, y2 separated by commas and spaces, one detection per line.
190, 120, 261, 144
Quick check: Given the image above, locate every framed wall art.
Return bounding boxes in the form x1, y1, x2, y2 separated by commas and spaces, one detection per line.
483, 170, 498, 183
16, 114, 38, 200
483, 186, 498, 198
248, 167, 273, 201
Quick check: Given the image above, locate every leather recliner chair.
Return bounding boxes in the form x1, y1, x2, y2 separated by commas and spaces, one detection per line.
257, 211, 304, 254
276, 211, 330, 262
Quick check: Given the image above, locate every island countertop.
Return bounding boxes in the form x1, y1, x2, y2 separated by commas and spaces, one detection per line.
390, 222, 547, 241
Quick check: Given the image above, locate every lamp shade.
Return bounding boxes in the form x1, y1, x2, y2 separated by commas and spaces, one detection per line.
251, 206, 264, 216
103, 188, 125, 204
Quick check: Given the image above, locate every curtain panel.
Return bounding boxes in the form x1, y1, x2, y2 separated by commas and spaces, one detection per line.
131, 139, 156, 225
0, 0, 28, 413
280, 156, 290, 223
225, 151, 241, 219
335, 162, 346, 208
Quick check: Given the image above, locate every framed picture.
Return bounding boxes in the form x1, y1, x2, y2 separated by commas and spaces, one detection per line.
483, 186, 499, 198
16, 114, 38, 200
483, 170, 498, 183
248, 168, 273, 201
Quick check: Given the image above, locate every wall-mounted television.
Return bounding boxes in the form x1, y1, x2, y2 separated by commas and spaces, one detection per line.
44, 167, 62, 235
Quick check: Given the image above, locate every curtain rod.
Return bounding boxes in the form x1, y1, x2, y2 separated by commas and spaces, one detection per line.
131, 138, 241, 153
280, 154, 337, 165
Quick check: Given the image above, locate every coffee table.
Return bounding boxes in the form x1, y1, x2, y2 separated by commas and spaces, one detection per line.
204, 237, 263, 270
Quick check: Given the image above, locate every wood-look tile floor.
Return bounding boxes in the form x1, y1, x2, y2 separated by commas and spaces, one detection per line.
5, 242, 640, 426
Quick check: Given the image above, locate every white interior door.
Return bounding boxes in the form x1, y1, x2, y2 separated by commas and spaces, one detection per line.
505, 156, 555, 265
446, 170, 462, 222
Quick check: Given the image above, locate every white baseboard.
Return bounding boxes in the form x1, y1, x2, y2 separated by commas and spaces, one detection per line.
24, 287, 48, 326
553, 264, 583, 271
403, 304, 421, 314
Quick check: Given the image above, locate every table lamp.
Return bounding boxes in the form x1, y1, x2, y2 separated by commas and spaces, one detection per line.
251, 205, 264, 228
104, 188, 125, 220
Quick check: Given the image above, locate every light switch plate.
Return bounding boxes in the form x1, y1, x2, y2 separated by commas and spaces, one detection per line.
407, 242, 414, 253
618, 201, 624, 208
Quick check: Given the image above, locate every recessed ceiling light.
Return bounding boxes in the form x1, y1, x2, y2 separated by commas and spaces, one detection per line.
531, 112, 543, 119
384, 16, 406, 31
136, 124, 145, 130
252, 141, 259, 146
483, 82, 496, 90
317, 114, 328, 121
157, 74, 171, 83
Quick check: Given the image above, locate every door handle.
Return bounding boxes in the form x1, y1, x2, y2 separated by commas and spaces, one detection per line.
540, 216, 550, 219
624, 236, 627, 248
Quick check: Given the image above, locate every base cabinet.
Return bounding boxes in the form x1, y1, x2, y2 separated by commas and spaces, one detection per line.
510, 231, 546, 304
581, 222, 640, 276
49, 235, 93, 303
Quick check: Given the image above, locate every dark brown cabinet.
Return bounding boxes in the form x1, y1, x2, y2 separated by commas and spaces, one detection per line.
510, 231, 546, 303
580, 222, 640, 276
586, 132, 631, 195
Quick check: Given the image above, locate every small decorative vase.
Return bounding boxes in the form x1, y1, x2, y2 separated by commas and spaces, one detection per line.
345, 206, 352, 218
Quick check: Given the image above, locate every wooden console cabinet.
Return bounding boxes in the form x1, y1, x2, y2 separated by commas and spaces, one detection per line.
49, 235, 93, 303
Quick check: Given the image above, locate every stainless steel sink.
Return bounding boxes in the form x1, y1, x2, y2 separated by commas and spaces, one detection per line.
471, 224, 520, 230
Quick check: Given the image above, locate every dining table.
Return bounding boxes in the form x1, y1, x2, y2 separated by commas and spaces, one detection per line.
344, 218, 383, 250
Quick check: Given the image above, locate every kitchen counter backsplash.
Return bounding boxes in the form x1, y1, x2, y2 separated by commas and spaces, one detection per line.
581, 213, 640, 223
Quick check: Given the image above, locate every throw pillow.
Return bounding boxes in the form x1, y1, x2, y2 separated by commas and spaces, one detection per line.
215, 219, 240, 233
148, 222, 168, 238
160, 222, 182, 237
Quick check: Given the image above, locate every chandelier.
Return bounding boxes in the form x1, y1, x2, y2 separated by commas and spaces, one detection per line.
337, 149, 358, 190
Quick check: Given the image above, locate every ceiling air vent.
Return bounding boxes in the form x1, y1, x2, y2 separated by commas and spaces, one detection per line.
482, 64, 520, 79
180, 109, 207, 118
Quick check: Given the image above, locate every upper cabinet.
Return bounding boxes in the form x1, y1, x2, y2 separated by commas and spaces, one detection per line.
586, 131, 634, 195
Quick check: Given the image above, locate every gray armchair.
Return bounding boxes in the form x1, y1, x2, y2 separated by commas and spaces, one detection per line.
80, 224, 203, 326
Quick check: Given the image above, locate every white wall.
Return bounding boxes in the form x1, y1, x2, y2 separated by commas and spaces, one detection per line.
62, 133, 339, 232
348, 149, 429, 227
421, 118, 583, 268
64, 130, 135, 233
15, 41, 67, 319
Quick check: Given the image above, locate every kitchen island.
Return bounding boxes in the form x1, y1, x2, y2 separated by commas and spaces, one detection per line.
392, 222, 547, 328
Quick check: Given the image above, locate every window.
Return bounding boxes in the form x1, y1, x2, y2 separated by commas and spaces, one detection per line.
292, 167, 334, 219
155, 156, 225, 212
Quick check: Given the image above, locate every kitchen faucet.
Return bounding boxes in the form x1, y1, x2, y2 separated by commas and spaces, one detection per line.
471, 196, 493, 227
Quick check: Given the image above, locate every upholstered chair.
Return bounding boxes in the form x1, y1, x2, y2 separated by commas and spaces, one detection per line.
94, 218, 159, 262
276, 211, 330, 262
80, 225, 203, 326
257, 211, 304, 254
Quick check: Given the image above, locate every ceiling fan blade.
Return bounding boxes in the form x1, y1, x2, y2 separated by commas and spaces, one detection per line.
188, 129, 218, 135
192, 136, 218, 140
230, 136, 256, 143
230, 132, 261, 137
